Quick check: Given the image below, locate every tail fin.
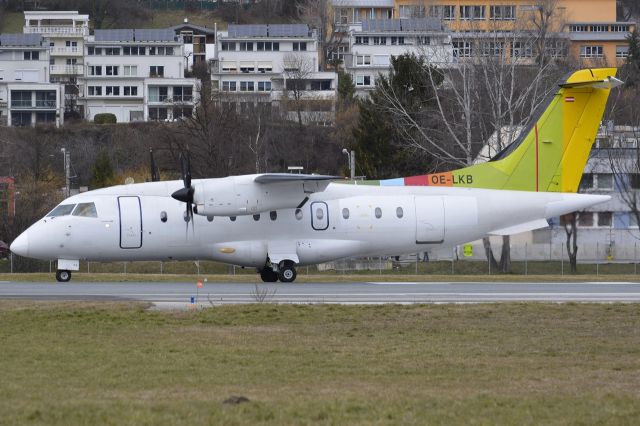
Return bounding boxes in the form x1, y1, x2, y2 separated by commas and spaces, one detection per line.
380, 68, 621, 193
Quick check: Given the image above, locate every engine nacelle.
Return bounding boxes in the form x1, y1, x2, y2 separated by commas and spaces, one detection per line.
192, 175, 325, 216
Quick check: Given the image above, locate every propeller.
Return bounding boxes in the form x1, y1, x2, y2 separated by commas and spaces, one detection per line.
171, 152, 195, 235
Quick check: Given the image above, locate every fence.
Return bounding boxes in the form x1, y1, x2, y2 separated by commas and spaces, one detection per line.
2, 241, 640, 276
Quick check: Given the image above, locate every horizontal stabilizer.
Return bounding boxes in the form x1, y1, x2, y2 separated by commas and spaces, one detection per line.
254, 173, 340, 183
489, 219, 549, 236
560, 76, 623, 89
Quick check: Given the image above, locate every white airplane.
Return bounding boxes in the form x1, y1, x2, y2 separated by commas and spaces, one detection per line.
10, 68, 620, 282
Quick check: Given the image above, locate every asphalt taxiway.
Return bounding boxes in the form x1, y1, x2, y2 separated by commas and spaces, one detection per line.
1, 281, 640, 306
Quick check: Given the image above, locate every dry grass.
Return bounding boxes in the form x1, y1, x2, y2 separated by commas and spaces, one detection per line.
0, 302, 639, 424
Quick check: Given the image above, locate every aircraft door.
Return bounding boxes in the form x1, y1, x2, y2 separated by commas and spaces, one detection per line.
415, 196, 445, 244
310, 201, 329, 231
118, 196, 142, 249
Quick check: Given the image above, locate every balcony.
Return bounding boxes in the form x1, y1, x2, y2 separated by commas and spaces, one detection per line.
24, 25, 88, 37
50, 47, 82, 56
50, 65, 83, 75
10, 100, 57, 109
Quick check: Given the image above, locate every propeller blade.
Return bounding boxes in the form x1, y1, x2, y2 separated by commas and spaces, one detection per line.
184, 153, 192, 189
149, 149, 160, 182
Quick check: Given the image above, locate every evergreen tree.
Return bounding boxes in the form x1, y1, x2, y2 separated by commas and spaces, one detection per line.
624, 29, 640, 87
90, 151, 114, 189
337, 71, 356, 105
353, 54, 443, 179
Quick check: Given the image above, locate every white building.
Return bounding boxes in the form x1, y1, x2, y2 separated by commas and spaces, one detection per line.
0, 33, 64, 127
80, 28, 198, 123
23, 11, 89, 83
345, 18, 453, 95
212, 24, 338, 124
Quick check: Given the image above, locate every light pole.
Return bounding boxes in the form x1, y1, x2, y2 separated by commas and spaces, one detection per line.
342, 148, 355, 180
61, 148, 70, 197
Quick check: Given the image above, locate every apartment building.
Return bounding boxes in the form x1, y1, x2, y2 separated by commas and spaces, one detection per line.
212, 24, 338, 124
345, 18, 452, 94
0, 33, 64, 127
80, 28, 198, 123
394, 0, 634, 66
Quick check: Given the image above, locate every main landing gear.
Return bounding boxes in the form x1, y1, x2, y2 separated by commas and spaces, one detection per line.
259, 261, 297, 283
56, 270, 72, 282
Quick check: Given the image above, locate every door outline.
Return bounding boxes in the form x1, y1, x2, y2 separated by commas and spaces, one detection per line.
310, 201, 329, 231
118, 196, 143, 249
415, 196, 445, 244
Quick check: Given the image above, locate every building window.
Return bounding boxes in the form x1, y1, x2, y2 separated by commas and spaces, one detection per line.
257, 81, 272, 91
354, 36, 369, 45
443, 5, 456, 20
591, 25, 608, 32
105, 86, 120, 96
150, 66, 165, 77
87, 86, 102, 96
597, 173, 614, 190
355, 75, 371, 86
417, 36, 430, 45
578, 212, 594, 227
239, 42, 253, 51
11, 112, 31, 127
580, 45, 603, 58
545, 39, 568, 58
612, 25, 629, 32
105, 66, 119, 76
481, 41, 504, 57
173, 86, 193, 102
149, 107, 168, 121
356, 55, 371, 66
453, 40, 472, 57
310, 80, 331, 91
123, 86, 138, 96
579, 173, 594, 190
105, 47, 120, 55
11, 91, 32, 107
257, 41, 279, 51
617, 45, 629, 58
511, 41, 533, 58
490, 5, 516, 20
598, 212, 613, 227
23, 51, 40, 60
373, 36, 386, 45
570, 25, 589, 32
148, 86, 168, 102
293, 42, 307, 51
123, 46, 145, 55
123, 65, 137, 76
460, 5, 485, 20
221, 42, 236, 51
222, 81, 237, 92
35, 91, 56, 107
240, 81, 254, 92
88, 66, 102, 76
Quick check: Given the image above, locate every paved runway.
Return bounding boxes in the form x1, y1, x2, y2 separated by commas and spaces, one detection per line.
1, 281, 640, 306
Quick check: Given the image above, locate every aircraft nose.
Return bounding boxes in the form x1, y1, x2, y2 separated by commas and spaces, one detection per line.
10, 231, 29, 257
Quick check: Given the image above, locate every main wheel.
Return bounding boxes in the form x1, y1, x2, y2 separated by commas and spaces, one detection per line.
260, 268, 278, 283
56, 270, 71, 282
278, 265, 297, 283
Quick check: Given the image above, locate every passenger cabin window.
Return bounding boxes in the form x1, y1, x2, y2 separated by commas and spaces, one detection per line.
47, 204, 75, 217
253, 214, 260, 221
207, 215, 214, 222
160, 211, 168, 222
342, 208, 350, 219
295, 209, 303, 220
375, 207, 382, 219
230, 216, 237, 222
270, 211, 277, 221
316, 208, 324, 220
73, 202, 98, 218
396, 207, 404, 218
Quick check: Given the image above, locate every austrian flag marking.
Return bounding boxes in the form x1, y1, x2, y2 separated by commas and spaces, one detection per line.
565, 97, 575, 103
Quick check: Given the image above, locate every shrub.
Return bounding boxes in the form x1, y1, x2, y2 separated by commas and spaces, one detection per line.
94, 113, 117, 124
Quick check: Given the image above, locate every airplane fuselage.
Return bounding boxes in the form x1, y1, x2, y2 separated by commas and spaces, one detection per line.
13, 179, 606, 270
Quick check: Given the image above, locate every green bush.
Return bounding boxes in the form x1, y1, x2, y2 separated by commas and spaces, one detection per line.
94, 113, 117, 124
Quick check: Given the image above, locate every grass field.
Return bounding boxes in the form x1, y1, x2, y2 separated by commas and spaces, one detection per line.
0, 302, 639, 424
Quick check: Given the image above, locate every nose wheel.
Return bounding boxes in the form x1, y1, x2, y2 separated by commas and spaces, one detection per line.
55, 270, 72, 282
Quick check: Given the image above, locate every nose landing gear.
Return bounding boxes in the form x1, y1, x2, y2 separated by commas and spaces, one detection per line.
55, 270, 72, 282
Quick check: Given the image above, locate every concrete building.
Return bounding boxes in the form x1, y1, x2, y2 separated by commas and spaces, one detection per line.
0, 33, 64, 127
80, 28, 198, 123
393, 0, 634, 67
211, 24, 338, 125
344, 18, 452, 95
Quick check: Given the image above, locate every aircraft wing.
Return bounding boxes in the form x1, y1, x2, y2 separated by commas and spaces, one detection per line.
254, 173, 340, 184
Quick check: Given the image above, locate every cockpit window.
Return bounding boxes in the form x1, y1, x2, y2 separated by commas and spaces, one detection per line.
73, 202, 98, 218
47, 204, 76, 217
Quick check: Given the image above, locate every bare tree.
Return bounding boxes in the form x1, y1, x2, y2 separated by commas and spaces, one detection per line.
282, 53, 316, 128
562, 212, 579, 273
296, 0, 345, 69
